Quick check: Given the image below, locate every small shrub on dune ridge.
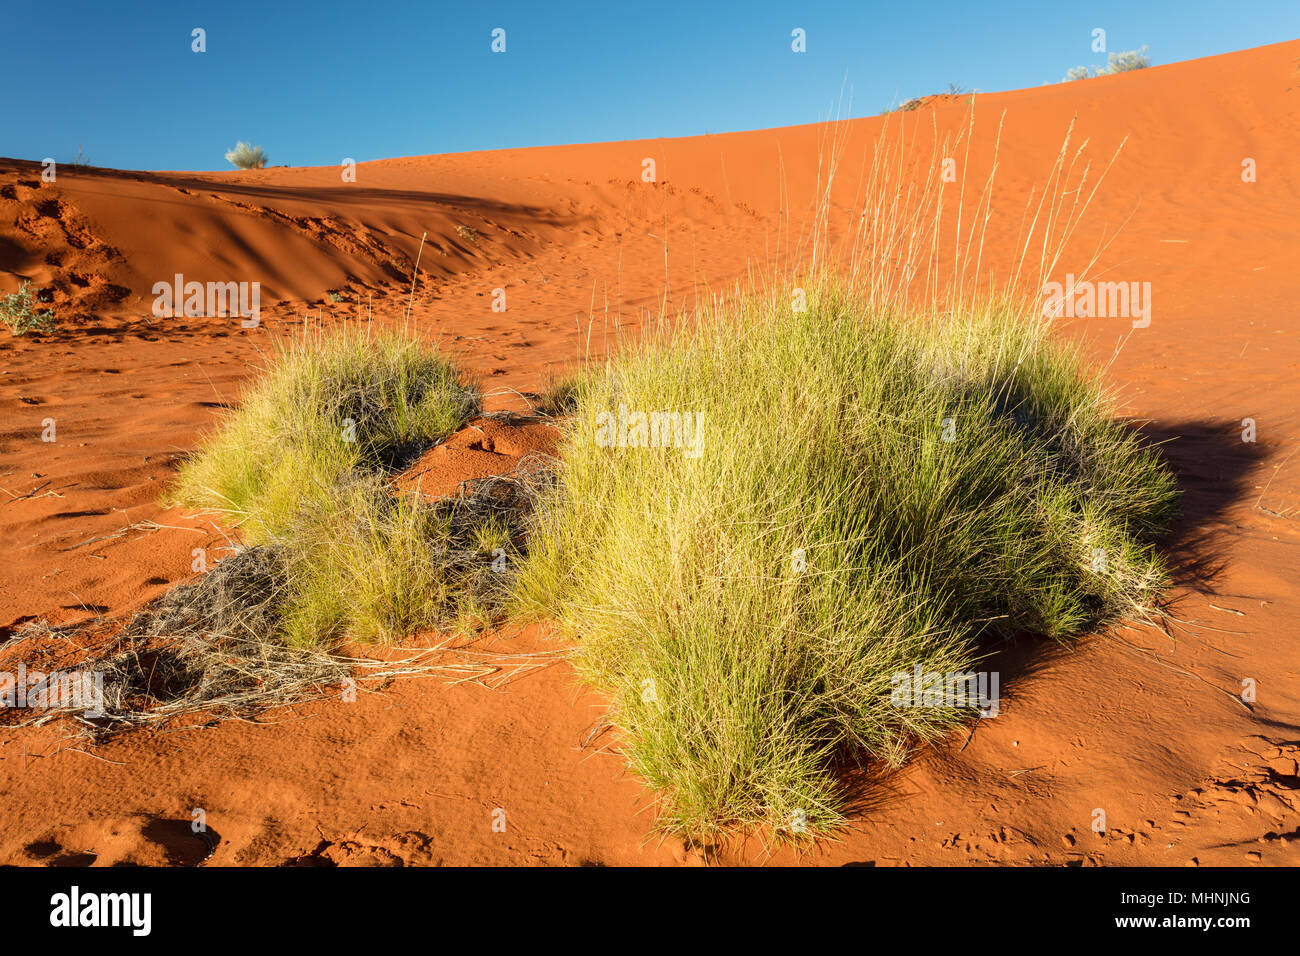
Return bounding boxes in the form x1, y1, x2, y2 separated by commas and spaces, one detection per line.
515, 281, 1179, 838
224, 141, 268, 169
1066, 46, 1151, 80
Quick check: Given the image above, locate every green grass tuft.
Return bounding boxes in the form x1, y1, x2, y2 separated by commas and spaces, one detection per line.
532, 370, 586, 417
515, 280, 1179, 840
172, 328, 493, 644
276, 473, 532, 647
174, 328, 479, 543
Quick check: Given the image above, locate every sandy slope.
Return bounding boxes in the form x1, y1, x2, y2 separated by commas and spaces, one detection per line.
1, 40, 1298, 866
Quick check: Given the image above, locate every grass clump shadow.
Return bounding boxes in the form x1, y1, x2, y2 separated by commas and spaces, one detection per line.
514, 280, 1179, 841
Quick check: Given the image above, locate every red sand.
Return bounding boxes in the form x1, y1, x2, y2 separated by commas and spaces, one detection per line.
1, 41, 1298, 865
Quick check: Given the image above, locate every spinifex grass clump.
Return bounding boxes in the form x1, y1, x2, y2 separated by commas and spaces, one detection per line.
516, 282, 1178, 838
175, 328, 479, 542
276, 468, 544, 646
172, 328, 500, 645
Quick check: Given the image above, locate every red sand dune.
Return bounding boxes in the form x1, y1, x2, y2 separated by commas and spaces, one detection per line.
0, 40, 1298, 865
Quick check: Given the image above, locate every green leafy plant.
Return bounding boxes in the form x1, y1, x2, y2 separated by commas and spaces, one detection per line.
0, 282, 56, 335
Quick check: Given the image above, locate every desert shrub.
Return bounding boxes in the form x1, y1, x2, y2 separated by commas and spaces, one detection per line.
0, 282, 56, 335
224, 141, 268, 169
1102, 47, 1151, 73
1066, 46, 1151, 80
514, 280, 1178, 839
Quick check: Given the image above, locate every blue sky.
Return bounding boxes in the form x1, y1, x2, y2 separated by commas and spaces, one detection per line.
2, 0, 1296, 171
